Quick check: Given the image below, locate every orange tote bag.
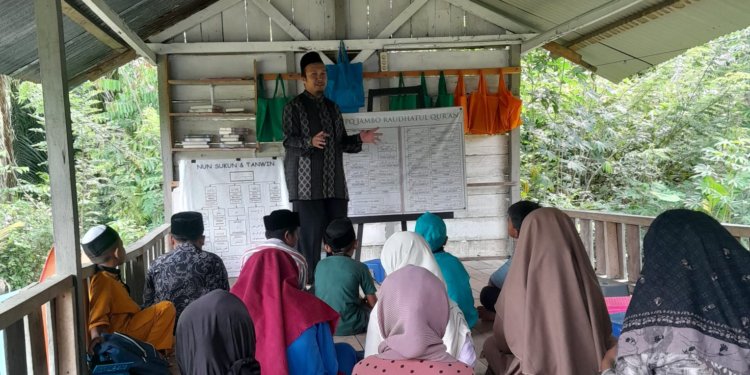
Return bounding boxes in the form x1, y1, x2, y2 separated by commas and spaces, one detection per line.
454, 72, 470, 133
467, 71, 501, 134
496, 71, 523, 133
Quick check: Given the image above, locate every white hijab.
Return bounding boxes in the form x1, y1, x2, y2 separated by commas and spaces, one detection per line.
364, 232, 476, 366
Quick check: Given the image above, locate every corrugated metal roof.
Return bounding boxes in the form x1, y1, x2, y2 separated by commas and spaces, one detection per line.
1, 0, 748, 83
475, 0, 750, 81
0, 0, 218, 83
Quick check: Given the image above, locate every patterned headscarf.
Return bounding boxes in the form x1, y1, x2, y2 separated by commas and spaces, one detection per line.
377, 265, 456, 362
618, 209, 750, 374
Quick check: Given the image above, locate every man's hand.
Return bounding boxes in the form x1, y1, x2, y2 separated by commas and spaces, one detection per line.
311, 131, 328, 149
359, 128, 382, 144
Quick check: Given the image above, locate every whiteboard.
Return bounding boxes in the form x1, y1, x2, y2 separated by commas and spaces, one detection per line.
343, 107, 467, 216
177, 158, 290, 277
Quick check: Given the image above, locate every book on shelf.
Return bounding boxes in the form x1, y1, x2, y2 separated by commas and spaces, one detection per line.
189, 105, 223, 113
224, 108, 247, 113
175, 143, 209, 149
219, 135, 243, 141
219, 127, 250, 135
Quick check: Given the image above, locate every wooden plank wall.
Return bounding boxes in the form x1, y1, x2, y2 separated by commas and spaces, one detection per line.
166, 0, 505, 43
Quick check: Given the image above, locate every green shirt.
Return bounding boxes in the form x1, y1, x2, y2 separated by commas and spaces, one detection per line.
314, 255, 377, 336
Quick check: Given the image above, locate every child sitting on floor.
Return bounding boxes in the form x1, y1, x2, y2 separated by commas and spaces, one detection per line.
83, 224, 176, 353
314, 218, 377, 336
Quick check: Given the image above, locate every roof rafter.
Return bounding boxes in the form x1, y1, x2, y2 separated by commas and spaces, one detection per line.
521, 0, 647, 53
542, 42, 597, 72
567, 0, 686, 51
443, 0, 536, 34
79, 0, 156, 64
352, 0, 431, 63
61, 1, 124, 51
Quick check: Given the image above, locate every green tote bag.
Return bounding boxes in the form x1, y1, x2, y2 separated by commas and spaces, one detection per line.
434, 71, 455, 107
256, 74, 293, 142
389, 73, 419, 110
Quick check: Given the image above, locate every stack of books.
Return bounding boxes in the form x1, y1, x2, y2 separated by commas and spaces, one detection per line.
189, 105, 223, 113
177, 134, 214, 149
212, 127, 251, 148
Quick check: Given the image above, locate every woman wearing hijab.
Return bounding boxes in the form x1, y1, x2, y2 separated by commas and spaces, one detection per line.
363, 231, 475, 367
176, 290, 261, 374
483, 208, 615, 375
602, 209, 750, 375
231, 248, 358, 375
353, 265, 473, 374
415, 212, 478, 328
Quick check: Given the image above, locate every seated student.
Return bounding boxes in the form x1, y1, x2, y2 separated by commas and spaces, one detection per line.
415, 212, 478, 328
482, 208, 615, 375
602, 209, 750, 375
314, 218, 377, 336
176, 290, 261, 375
144, 211, 229, 321
241, 209, 308, 288
479, 200, 540, 319
83, 225, 176, 352
364, 232, 476, 367
231, 248, 358, 375
353, 265, 473, 375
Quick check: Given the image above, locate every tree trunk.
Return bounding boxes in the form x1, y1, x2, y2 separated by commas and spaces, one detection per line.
0, 74, 17, 190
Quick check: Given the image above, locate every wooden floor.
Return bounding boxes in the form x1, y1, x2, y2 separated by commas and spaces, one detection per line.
333, 259, 505, 375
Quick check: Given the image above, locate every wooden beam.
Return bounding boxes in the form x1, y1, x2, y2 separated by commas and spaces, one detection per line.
148, 0, 242, 43
33, 0, 84, 371
567, 0, 685, 51
352, 0, 431, 63
543, 42, 598, 72
521, 0, 646, 53
251, 0, 308, 41
508, 44, 521, 205
4, 319, 27, 374
625, 224, 642, 283
79, 0, 156, 64
148, 34, 531, 55
260, 66, 521, 81
69, 49, 136, 86
444, 0, 536, 34
61, 1, 124, 50
334, 0, 347, 40
594, 221, 606, 274
157, 56, 174, 221
605, 222, 623, 279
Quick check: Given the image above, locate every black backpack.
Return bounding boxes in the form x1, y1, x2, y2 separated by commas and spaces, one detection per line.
88, 332, 169, 374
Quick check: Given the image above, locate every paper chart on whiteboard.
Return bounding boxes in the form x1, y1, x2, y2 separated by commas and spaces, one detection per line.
343, 107, 467, 216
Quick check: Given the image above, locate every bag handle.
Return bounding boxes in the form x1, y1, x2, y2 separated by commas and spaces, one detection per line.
420, 72, 428, 94
338, 40, 349, 64
454, 71, 465, 95
438, 71, 448, 96
477, 71, 488, 94
398, 72, 406, 88
498, 69, 508, 94
273, 74, 287, 98
256, 74, 266, 99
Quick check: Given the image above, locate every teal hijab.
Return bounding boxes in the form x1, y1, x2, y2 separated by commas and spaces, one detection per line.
414, 212, 478, 328
415, 212, 447, 252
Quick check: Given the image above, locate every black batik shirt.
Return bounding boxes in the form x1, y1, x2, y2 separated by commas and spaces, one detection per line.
282, 91, 363, 201
143, 242, 229, 320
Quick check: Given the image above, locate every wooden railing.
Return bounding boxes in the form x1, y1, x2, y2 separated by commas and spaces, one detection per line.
0, 223, 171, 374
563, 209, 750, 283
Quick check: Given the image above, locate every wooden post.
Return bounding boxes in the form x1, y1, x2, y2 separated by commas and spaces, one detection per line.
4, 319, 27, 374
28, 309, 50, 375
157, 55, 174, 221
594, 221, 606, 274
605, 222, 623, 279
625, 224, 642, 283
34, 0, 84, 372
579, 218, 593, 260
507, 45, 522, 257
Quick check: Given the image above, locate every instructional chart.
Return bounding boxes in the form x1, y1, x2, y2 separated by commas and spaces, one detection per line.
343, 107, 467, 216
177, 158, 290, 276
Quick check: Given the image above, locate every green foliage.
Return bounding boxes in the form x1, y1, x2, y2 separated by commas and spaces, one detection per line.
520, 26, 750, 224
0, 59, 162, 289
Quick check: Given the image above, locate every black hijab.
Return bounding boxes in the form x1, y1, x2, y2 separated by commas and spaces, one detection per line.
617, 209, 750, 373
176, 290, 261, 375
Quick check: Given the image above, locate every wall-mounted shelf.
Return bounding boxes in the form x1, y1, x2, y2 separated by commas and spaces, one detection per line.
168, 79, 255, 85
169, 113, 256, 119
259, 66, 521, 81
172, 147, 258, 152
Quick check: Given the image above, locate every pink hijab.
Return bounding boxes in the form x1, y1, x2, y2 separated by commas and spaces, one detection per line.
377, 265, 457, 362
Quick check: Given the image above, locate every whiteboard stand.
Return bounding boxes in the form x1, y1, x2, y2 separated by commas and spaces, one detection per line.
350, 212, 455, 261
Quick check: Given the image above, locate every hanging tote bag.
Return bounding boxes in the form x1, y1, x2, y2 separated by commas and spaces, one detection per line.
325, 41, 365, 113
454, 72, 470, 133
256, 75, 292, 142
496, 71, 523, 133
420, 72, 434, 108
389, 73, 420, 110
467, 71, 501, 134
434, 71, 454, 108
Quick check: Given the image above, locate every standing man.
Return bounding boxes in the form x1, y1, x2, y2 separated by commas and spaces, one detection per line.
282, 51, 380, 283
